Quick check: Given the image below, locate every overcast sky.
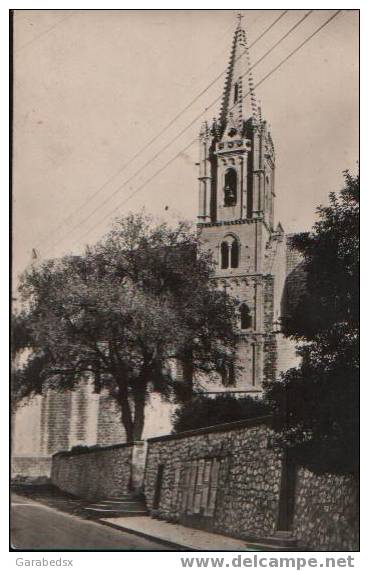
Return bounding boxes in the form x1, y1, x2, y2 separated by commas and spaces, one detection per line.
13, 9, 359, 280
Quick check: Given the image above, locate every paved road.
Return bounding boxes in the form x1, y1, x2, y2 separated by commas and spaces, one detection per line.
11, 494, 170, 550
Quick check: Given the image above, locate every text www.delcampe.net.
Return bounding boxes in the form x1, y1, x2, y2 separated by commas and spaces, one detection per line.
180, 555, 356, 570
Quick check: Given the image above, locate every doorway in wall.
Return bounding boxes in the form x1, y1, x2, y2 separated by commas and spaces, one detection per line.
277, 452, 297, 531
179, 456, 229, 532
153, 463, 164, 509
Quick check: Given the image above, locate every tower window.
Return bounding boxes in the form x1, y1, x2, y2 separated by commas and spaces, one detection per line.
240, 303, 252, 329
234, 83, 239, 104
224, 169, 237, 207
221, 241, 229, 269
220, 236, 239, 269
231, 240, 239, 268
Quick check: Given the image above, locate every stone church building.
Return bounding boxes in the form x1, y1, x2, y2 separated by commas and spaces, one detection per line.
12, 19, 303, 477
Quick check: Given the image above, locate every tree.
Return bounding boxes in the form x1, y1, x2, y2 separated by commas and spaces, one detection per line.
172, 393, 271, 434
13, 213, 239, 442
264, 171, 359, 475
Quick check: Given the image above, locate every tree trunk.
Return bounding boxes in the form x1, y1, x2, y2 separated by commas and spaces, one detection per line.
133, 391, 145, 441
116, 384, 135, 443
132, 377, 148, 441
120, 407, 134, 443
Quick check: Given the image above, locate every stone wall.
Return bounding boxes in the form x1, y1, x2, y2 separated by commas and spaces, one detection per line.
144, 418, 359, 551
144, 418, 282, 539
293, 468, 359, 551
12, 455, 52, 479
51, 442, 139, 500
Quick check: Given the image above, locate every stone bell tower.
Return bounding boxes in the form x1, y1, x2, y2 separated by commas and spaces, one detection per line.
197, 16, 285, 391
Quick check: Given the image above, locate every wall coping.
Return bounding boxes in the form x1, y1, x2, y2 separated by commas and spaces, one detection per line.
12, 454, 52, 459
147, 416, 272, 443
53, 440, 144, 458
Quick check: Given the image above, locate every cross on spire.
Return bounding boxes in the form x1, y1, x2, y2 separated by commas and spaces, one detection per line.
236, 11, 244, 29
219, 11, 258, 129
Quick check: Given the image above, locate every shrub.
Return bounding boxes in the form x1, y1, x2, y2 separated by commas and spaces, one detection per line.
172, 393, 271, 433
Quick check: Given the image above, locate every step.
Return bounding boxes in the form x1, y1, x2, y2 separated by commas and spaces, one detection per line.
273, 531, 295, 538
105, 496, 145, 501
242, 541, 299, 552
85, 506, 147, 513
91, 501, 144, 507
84, 507, 148, 518
256, 536, 298, 548
88, 505, 147, 513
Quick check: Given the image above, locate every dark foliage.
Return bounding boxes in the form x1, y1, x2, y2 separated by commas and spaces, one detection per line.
264, 171, 359, 475
172, 393, 271, 433
13, 213, 239, 442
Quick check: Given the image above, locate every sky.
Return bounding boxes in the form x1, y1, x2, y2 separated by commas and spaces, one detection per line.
13, 9, 359, 281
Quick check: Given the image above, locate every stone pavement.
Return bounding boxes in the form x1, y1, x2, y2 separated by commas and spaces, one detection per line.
100, 516, 264, 551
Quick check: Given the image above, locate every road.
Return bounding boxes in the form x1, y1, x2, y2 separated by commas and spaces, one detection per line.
11, 494, 170, 550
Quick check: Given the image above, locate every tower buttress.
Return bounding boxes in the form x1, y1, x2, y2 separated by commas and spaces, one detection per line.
198, 121, 212, 223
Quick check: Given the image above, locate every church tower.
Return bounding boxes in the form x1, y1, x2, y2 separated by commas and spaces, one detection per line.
197, 16, 284, 391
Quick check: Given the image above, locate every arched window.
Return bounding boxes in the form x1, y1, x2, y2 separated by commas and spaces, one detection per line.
220, 236, 239, 270
234, 82, 239, 104
221, 241, 229, 269
240, 303, 252, 329
224, 169, 237, 207
231, 240, 239, 268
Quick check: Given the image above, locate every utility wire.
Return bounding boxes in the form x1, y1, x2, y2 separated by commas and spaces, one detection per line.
15, 10, 78, 53
54, 8, 313, 252
72, 10, 341, 250
38, 11, 288, 255
71, 10, 308, 238
45, 9, 306, 256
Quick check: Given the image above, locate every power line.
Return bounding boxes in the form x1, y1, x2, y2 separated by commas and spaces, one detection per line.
46, 9, 308, 256
15, 10, 78, 53
38, 11, 288, 255
31, 15, 234, 251
55, 8, 313, 252
73, 10, 341, 250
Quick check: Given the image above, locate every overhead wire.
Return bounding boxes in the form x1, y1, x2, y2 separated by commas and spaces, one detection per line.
37, 11, 289, 256
72, 9, 341, 249
15, 10, 79, 53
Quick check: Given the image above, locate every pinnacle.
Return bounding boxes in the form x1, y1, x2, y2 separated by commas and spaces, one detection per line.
219, 15, 259, 134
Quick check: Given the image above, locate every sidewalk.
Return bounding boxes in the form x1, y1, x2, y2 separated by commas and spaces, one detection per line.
100, 516, 264, 551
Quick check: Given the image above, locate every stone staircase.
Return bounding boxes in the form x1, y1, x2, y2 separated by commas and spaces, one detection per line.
243, 531, 299, 551
83, 493, 148, 519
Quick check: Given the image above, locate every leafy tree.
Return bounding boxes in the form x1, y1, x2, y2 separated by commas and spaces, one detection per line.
13, 213, 239, 442
264, 171, 359, 475
172, 393, 271, 433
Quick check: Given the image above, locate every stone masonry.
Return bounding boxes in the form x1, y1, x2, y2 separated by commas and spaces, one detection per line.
143, 418, 359, 551
51, 441, 146, 500
144, 418, 282, 539
49, 416, 359, 550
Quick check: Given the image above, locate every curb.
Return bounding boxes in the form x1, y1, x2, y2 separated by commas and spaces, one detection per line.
96, 518, 196, 551
95, 519, 298, 552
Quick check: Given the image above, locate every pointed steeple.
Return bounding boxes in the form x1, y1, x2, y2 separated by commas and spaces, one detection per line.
219, 13, 258, 137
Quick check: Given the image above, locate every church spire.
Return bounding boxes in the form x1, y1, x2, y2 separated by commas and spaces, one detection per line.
219, 13, 258, 136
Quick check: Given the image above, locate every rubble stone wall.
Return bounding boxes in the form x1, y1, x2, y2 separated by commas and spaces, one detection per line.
293, 467, 359, 551
144, 418, 282, 539
51, 443, 135, 500
12, 456, 52, 479
144, 418, 359, 551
